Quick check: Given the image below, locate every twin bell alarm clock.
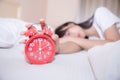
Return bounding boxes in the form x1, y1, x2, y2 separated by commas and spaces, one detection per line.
24, 23, 56, 64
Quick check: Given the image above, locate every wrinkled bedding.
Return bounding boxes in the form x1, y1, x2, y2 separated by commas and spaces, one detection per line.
0, 44, 95, 80
0, 40, 120, 80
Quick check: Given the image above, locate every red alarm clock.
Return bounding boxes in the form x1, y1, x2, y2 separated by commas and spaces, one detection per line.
24, 23, 56, 64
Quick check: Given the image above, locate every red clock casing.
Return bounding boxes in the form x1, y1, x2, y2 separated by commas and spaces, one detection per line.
24, 24, 56, 64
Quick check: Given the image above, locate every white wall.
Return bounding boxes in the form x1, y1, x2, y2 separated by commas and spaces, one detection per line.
0, 0, 20, 18
19, 0, 47, 23
0, 0, 80, 28
0, 0, 47, 23
46, 0, 79, 28
0, 0, 120, 28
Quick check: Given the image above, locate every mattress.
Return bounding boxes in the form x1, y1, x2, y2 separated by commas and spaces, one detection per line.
0, 43, 95, 80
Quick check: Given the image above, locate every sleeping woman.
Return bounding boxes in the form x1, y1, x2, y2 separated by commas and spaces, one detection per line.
54, 7, 120, 54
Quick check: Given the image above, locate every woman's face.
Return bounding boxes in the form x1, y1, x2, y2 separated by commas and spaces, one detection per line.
64, 23, 86, 38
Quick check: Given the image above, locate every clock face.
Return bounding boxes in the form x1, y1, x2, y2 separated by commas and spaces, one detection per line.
25, 34, 55, 64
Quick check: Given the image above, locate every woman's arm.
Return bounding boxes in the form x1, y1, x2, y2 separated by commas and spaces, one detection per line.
104, 24, 120, 41
64, 24, 120, 50
57, 41, 82, 54
52, 34, 82, 54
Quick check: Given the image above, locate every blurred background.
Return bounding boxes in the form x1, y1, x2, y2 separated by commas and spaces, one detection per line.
0, 0, 120, 29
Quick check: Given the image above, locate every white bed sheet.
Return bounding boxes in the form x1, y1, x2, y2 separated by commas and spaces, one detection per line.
0, 44, 95, 80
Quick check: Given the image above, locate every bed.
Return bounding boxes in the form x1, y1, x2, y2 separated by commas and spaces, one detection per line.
0, 18, 120, 80
0, 44, 95, 80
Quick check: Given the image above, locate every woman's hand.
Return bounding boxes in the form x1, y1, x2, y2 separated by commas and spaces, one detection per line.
21, 19, 46, 38
54, 36, 83, 54
51, 34, 60, 54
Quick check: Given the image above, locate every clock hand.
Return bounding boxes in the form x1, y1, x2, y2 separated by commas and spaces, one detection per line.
36, 48, 42, 55
35, 44, 42, 55
41, 44, 49, 50
39, 49, 42, 55
38, 39, 42, 48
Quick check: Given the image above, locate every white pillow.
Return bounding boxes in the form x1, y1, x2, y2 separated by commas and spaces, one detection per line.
88, 40, 120, 80
0, 18, 27, 48
0, 18, 54, 48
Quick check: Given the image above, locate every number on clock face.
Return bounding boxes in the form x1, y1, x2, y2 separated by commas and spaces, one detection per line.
27, 37, 53, 62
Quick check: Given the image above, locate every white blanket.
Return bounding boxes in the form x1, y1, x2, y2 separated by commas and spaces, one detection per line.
88, 40, 120, 80
0, 18, 27, 48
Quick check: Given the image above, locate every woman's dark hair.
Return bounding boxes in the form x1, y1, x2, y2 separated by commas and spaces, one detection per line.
78, 15, 94, 29
55, 15, 94, 38
55, 22, 77, 38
